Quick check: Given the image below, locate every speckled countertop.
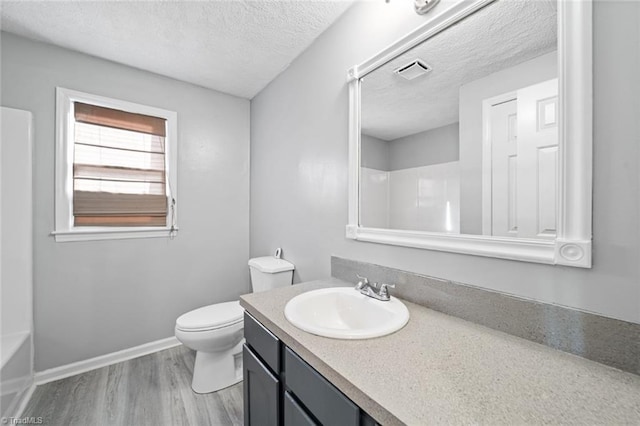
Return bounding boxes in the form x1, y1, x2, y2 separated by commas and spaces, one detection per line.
240, 279, 640, 425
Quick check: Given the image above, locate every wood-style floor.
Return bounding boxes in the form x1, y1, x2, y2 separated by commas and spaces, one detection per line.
22, 345, 243, 426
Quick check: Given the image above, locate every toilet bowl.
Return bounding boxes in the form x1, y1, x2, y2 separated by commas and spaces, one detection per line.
175, 301, 244, 393
175, 254, 294, 394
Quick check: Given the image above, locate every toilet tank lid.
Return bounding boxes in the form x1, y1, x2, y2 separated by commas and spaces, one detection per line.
248, 256, 295, 273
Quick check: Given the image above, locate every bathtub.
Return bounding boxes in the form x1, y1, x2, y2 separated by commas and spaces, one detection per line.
1, 107, 34, 417
1, 332, 33, 417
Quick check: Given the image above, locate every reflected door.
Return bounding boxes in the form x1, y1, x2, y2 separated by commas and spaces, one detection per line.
487, 79, 558, 239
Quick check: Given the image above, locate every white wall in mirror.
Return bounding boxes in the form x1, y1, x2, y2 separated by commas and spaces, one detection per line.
347, 0, 593, 268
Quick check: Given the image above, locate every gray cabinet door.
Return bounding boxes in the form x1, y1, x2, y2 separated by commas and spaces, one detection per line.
243, 344, 280, 426
284, 391, 318, 426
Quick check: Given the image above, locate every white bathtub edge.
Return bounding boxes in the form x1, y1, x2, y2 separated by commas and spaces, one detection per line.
1, 331, 30, 369
13, 381, 36, 418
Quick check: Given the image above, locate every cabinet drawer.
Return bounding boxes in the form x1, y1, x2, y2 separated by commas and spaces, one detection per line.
284, 347, 359, 426
244, 312, 280, 373
284, 391, 318, 426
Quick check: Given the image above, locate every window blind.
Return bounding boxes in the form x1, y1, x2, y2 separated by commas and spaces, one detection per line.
73, 102, 168, 227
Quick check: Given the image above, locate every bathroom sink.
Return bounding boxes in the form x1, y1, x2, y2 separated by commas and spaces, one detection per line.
284, 287, 409, 339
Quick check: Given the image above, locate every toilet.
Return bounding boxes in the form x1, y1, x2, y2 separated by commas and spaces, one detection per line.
175, 255, 294, 393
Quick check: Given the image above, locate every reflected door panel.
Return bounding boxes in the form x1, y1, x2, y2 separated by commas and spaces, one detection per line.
485, 79, 558, 239
517, 79, 558, 239
489, 98, 518, 237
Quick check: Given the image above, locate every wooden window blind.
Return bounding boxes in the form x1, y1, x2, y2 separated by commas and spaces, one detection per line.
73, 102, 168, 227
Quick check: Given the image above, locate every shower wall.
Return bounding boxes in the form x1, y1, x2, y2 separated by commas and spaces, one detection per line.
360, 123, 460, 232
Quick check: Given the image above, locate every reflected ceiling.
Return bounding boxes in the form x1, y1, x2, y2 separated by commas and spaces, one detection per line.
361, 0, 557, 141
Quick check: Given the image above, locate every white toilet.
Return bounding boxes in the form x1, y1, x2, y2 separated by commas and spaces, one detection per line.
175, 255, 294, 393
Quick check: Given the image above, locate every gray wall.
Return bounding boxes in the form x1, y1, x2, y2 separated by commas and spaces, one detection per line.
459, 51, 557, 234
250, 1, 640, 324
388, 122, 459, 170
1, 33, 251, 371
360, 134, 389, 171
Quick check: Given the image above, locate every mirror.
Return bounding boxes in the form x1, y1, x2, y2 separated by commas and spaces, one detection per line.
347, 0, 593, 267
360, 0, 557, 237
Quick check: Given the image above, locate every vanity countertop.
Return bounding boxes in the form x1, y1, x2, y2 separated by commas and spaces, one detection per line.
240, 279, 640, 425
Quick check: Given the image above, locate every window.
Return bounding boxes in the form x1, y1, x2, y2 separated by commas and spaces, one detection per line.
54, 88, 178, 242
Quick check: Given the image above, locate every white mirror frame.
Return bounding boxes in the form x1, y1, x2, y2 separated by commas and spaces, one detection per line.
347, 0, 593, 268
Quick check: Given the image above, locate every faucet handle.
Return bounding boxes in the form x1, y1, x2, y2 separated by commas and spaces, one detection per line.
378, 283, 395, 299
355, 273, 369, 289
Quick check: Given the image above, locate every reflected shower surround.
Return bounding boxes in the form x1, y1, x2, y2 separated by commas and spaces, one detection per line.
361, 162, 460, 233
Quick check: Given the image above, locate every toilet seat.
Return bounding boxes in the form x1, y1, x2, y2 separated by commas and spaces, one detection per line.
176, 301, 244, 332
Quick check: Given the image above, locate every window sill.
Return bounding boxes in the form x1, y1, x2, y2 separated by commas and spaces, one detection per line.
51, 227, 178, 242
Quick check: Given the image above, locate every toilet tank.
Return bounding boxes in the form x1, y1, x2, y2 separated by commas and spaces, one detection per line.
248, 256, 295, 292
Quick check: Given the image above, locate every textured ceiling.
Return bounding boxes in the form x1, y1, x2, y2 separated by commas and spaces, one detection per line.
361, 0, 557, 141
0, 0, 353, 99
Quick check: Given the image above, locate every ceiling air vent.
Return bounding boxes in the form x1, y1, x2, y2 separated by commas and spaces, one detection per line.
394, 59, 432, 81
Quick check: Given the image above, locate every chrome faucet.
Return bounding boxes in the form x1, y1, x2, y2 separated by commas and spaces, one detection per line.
355, 274, 395, 301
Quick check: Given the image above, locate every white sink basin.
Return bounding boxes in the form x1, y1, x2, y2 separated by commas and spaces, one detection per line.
284, 287, 409, 339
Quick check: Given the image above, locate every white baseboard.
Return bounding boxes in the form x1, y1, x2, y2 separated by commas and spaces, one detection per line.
35, 336, 181, 385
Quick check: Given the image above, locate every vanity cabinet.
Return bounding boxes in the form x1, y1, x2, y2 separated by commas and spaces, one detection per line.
243, 312, 378, 426
243, 344, 280, 426
243, 312, 282, 426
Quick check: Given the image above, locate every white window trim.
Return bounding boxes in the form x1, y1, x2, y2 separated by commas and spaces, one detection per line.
53, 87, 178, 242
